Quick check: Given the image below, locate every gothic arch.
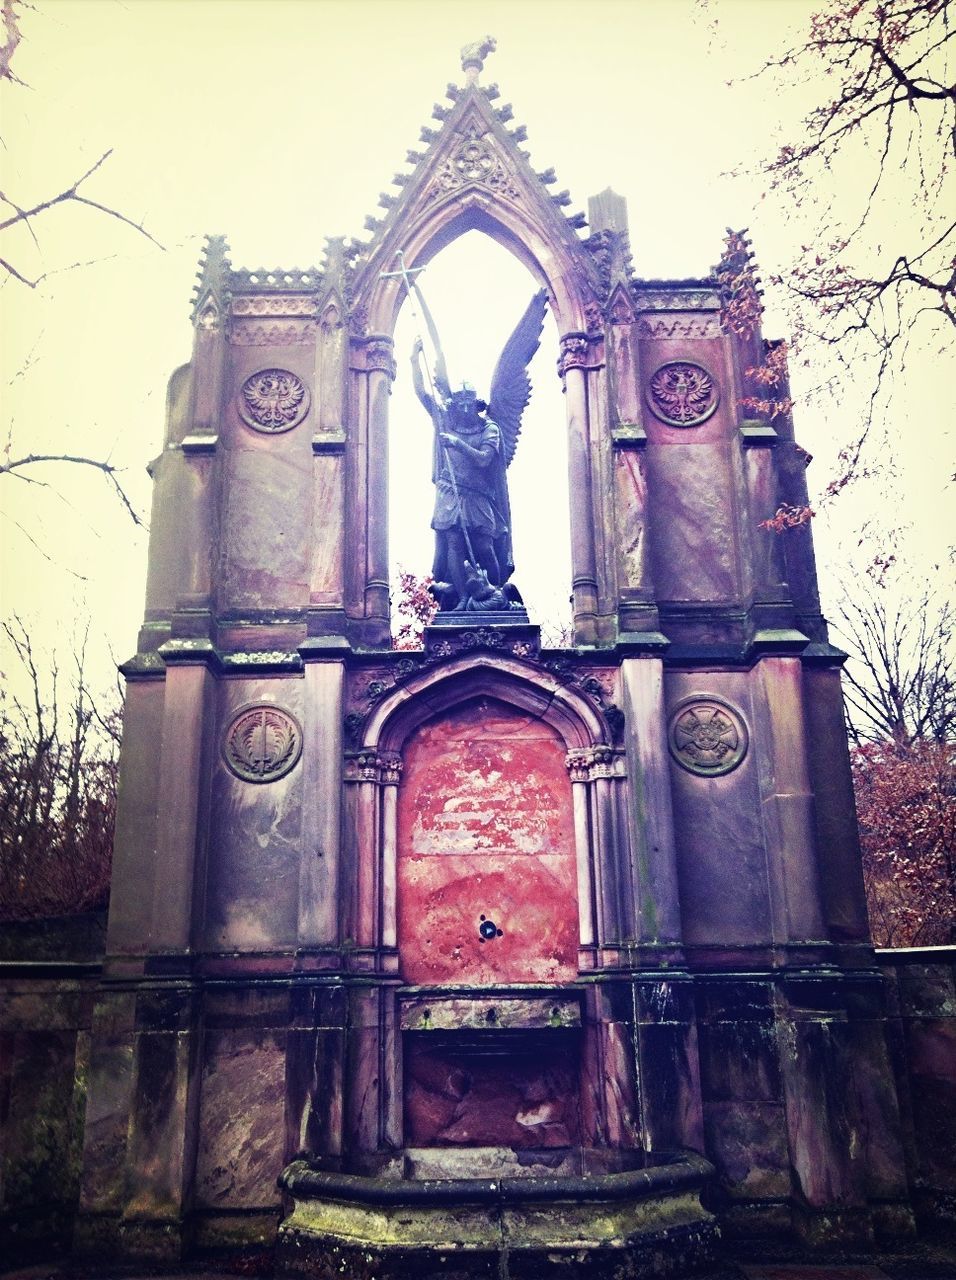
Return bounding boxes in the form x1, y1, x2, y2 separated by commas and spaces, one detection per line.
363, 653, 610, 755
346, 654, 628, 969
356, 193, 594, 338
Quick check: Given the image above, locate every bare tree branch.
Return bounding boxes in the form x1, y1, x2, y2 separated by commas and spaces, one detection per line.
0, 148, 165, 287
729, 0, 956, 501
0, 452, 145, 526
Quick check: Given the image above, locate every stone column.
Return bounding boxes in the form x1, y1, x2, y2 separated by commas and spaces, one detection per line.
363, 337, 395, 635
620, 657, 683, 950
149, 655, 216, 954
297, 659, 345, 948
566, 754, 596, 963
560, 336, 599, 642
741, 425, 790, 618
379, 753, 403, 957
105, 678, 165, 958
117, 983, 202, 1261
802, 664, 871, 952
754, 657, 825, 947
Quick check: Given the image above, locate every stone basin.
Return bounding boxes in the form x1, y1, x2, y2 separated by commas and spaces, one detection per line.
277, 1148, 718, 1279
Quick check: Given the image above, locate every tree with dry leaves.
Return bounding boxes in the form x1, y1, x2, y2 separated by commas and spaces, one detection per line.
0, 619, 120, 920
832, 564, 956, 944
392, 570, 439, 649
852, 737, 955, 945
732, 0, 955, 499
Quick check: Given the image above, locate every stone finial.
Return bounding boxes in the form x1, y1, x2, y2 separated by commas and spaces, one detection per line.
190, 232, 230, 328
588, 189, 629, 235
461, 35, 496, 84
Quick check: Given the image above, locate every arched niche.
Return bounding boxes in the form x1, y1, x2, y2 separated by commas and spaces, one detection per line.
345, 655, 629, 975
346, 187, 610, 645
387, 232, 571, 632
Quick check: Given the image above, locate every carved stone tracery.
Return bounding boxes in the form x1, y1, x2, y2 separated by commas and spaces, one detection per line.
231, 295, 318, 317
637, 313, 722, 340
231, 321, 319, 348
426, 122, 521, 203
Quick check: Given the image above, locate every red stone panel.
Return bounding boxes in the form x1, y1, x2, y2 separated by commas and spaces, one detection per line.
396, 698, 578, 984
404, 1035, 581, 1147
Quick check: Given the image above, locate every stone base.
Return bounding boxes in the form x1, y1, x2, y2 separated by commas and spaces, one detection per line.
74, 1211, 190, 1264
277, 1151, 718, 1279
430, 609, 531, 627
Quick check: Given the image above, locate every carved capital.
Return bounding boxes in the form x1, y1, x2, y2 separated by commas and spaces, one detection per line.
565, 745, 625, 782
556, 332, 590, 376
345, 750, 403, 785
379, 752, 404, 786
363, 334, 397, 378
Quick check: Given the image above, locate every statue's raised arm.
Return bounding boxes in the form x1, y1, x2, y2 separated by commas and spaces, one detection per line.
487, 289, 549, 469
410, 338, 438, 421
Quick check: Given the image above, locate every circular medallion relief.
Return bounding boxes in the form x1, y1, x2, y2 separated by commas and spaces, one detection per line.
238, 368, 310, 433
646, 360, 719, 427
668, 696, 748, 777
222, 704, 303, 783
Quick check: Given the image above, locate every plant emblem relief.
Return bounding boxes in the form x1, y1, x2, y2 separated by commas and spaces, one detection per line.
223, 705, 303, 782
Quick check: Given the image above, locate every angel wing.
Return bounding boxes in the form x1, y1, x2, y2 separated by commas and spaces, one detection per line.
488, 289, 548, 468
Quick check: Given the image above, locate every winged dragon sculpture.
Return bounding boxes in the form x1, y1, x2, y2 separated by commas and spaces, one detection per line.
410, 289, 548, 613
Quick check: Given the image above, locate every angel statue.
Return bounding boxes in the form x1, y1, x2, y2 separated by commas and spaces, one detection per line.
410, 289, 549, 614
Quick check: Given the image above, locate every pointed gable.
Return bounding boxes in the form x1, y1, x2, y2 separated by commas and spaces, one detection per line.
351, 54, 601, 332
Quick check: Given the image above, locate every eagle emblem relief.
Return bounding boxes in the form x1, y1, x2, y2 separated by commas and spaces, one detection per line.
647, 360, 718, 427
238, 368, 310, 433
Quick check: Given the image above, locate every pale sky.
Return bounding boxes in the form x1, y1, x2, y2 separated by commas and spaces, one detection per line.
1, 0, 952, 690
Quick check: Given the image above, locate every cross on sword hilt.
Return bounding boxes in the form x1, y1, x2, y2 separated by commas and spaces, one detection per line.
379, 251, 449, 404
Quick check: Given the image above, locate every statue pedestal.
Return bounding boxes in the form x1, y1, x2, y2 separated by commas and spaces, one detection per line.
430, 608, 530, 628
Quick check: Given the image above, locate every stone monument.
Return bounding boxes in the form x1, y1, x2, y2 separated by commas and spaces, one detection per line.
3, 35, 951, 1280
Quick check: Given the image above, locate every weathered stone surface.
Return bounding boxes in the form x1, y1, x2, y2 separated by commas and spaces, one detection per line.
646, 442, 740, 603
12, 53, 945, 1277
0, 1025, 88, 1252
204, 680, 304, 950
666, 677, 771, 945
194, 1029, 286, 1207
404, 1034, 580, 1148
396, 700, 578, 984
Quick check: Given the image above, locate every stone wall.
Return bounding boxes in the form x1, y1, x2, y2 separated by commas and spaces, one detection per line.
0, 914, 104, 1261
2, 928, 953, 1256
878, 948, 956, 1228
